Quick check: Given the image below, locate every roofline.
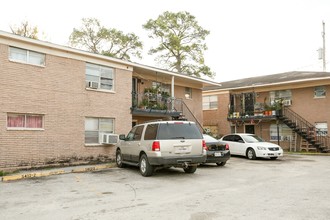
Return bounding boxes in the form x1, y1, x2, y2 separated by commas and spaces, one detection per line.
206, 76, 330, 92
0, 30, 221, 87
130, 62, 222, 86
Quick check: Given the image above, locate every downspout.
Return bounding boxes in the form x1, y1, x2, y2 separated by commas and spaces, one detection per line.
171, 76, 175, 110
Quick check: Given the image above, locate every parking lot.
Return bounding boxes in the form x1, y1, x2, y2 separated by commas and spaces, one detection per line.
1, 154, 330, 220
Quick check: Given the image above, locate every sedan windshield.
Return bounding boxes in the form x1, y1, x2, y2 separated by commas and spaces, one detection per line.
242, 135, 265, 143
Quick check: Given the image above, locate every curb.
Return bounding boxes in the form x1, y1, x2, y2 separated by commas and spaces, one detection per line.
1, 163, 116, 182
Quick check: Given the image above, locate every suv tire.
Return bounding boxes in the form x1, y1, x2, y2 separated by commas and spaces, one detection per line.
116, 150, 125, 168
139, 154, 154, 177
183, 166, 197, 174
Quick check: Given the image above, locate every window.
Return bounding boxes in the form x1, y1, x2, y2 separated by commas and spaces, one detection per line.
270, 123, 292, 141
9, 47, 45, 66
86, 63, 114, 91
126, 125, 144, 141
315, 122, 328, 136
203, 95, 218, 110
314, 86, 326, 98
185, 87, 192, 99
157, 123, 203, 140
152, 81, 170, 94
269, 90, 292, 104
7, 113, 43, 129
144, 124, 159, 140
85, 118, 114, 144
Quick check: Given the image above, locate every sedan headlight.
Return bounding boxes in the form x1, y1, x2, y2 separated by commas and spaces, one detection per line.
257, 146, 267, 150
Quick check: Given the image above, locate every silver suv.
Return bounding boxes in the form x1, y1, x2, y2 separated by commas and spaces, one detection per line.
115, 120, 207, 176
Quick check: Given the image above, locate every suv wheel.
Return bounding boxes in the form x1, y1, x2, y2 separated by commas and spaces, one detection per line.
116, 150, 125, 168
139, 154, 154, 177
183, 166, 197, 174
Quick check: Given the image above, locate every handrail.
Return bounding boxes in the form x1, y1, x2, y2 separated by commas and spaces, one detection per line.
180, 100, 206, 134
282, 106, 330, 151
131, 92, 205, 133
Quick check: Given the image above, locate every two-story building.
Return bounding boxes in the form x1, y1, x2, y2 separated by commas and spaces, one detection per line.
203, 71, 330, 152
0, 31, 220, 169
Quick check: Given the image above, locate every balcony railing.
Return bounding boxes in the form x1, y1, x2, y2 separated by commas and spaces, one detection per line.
228, 103, 279, 121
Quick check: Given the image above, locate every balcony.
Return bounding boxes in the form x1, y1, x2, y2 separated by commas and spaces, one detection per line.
131, 89, 183, 118
227, 102, 282, 123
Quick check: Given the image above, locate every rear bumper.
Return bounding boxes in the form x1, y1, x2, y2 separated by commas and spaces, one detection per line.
148, 155, 207, 166
205, 151, 231, 163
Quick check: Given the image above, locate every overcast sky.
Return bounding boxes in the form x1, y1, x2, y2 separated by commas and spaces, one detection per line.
1, 0, 329, 82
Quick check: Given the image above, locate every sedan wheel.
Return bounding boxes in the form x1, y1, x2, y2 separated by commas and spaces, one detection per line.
216, 162, 226, 166
246, 148, 256, 160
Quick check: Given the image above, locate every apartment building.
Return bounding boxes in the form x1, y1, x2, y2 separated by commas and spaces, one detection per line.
203, 71, 330, 152
0, 31, 220, 169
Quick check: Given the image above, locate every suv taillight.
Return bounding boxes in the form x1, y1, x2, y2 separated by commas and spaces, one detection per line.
225, 143, 229, 150
152, 141, 160, 151
202, 140, 208, 151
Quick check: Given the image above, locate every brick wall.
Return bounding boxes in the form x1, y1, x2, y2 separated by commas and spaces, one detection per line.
203, 92, 231, 136
0, 44, 132, 168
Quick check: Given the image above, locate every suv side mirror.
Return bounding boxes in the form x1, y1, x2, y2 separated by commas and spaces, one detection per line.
119, 134, 126, 140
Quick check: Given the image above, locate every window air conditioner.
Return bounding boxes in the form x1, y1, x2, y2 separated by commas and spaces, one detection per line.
102, 134, 119, 145
88, 81, 99, 89
283, 100, 292, 106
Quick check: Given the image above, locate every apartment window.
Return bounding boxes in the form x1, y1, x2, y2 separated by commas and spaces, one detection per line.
270, 90, 292, 104
185, 87, 192, 99
7, 113, 43, 129
270, 123, 291, 141
315, 122, 328, 136
9, 47, 45, 66
85, 117, 114, 144
85, 63, 114, 91
314, 86, 326, 98
203, 95, 218, 110
152, 82, 170, 94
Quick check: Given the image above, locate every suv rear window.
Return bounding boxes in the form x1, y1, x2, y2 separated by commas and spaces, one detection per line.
144, 124, 159, 140
157, 123, 203, 140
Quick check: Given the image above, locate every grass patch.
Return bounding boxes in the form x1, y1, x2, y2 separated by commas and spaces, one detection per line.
0, 170, 19, 176
0, 170, 9, 176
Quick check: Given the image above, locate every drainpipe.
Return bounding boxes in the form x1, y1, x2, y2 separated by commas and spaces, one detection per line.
171, 76, 175, 110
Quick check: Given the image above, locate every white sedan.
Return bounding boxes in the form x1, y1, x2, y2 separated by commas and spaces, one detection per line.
219, 133, 283, 160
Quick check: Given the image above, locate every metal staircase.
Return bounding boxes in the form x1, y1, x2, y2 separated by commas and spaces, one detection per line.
171, 98, 206, 134
278, 107, 330, 152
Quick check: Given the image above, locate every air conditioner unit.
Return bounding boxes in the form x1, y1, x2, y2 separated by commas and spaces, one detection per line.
87, 81, 99, 89
102, 134, 119, 145
283, 99, 292, 106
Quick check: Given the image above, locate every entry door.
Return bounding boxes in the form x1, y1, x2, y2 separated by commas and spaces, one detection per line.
245, 125, 255, 134
244, 93, 254, 116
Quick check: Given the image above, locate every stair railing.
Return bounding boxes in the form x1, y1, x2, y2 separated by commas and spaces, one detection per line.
282, 107, 330, 152
172, 98, 205, 133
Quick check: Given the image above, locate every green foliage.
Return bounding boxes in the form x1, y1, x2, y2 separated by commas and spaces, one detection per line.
143, 11, 214, 78
10, 20, 39, 39
69, 18, 143, 60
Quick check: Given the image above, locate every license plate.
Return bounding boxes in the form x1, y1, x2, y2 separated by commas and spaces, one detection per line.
214, 152, 223, 157
175, 146, 189, 153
